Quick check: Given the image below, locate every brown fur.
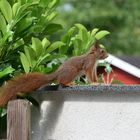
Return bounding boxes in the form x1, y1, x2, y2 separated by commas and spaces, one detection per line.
0, 43, 108, 107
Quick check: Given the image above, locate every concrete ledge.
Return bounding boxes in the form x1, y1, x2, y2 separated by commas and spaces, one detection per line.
31, 85, 140, 103
35, 84, 140, 94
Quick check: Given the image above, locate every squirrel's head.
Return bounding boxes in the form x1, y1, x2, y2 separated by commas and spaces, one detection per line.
89, 42, 108, 60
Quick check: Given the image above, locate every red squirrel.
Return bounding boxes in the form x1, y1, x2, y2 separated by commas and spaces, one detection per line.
0, 43, 108, 107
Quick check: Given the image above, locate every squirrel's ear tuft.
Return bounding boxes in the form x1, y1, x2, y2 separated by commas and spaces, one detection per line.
89, 42, 100, 54
94, 42, 100, 49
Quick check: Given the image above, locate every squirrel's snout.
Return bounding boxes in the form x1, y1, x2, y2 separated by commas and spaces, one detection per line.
105, 53, 109, 58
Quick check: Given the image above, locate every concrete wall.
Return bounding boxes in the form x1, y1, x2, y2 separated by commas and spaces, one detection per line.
31, 85, 140, 140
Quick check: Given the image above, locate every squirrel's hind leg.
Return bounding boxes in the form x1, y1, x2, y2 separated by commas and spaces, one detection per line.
59, 82, 75, 88
57, 67, 78, 86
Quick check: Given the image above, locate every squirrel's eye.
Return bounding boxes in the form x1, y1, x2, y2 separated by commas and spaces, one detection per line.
101, 50, 104, 53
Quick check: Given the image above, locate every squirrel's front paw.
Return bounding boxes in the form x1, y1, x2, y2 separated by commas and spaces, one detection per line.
90, 82, 101, 86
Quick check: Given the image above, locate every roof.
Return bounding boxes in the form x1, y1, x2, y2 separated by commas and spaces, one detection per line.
117, 56, 140, 69
104, 54, 140, 78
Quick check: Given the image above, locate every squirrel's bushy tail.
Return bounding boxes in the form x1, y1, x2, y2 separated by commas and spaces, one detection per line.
0, 72, 57, 107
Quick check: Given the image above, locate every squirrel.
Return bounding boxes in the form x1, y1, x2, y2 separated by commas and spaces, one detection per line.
0, 43, 108, 107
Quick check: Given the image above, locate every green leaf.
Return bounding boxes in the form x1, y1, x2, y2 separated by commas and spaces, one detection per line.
0, 13, 7, 34
24, 46, 32, 67
13, 39, 24, 49
13, 11, 32, 29
15, 17, 33, 34
72, 38, 83, 55
75, 23, 87, 31
2, 109, 6, 116
39, 54, 64, 64
0, 66, 15, 78
70, 24, 95, 55
62, 26, 75, 43
95, 30, 110, 40
39, 0, 51, 7
47, 11, 58, 21
12, 2, 20, 17
22, 46, 37, 71
60, 27, 75, 54
0, 108, 6, 117
18, 0, 27, 5
91, 28, 99, 36
42, 66, 53, 73
80, 30, 88, 45
37, 53, 51, 65
20, 52, 30, 73
48, 0, 60, 9
0, 0, 12, 23
44, 23, 63, 34
31, 37, 43, 57
42, 38, 50, 49
75, 23, 88, 42
27, 47, 37, 68
2, 30, 13, 42
46, 41, 65, 53
14, 2, 38, 24
89, 28, 99, 45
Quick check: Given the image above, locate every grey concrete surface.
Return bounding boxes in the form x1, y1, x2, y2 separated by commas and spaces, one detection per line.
31, 85, 140, 140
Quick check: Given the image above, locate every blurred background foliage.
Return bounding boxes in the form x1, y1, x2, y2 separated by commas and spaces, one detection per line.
56, 0, 140, 55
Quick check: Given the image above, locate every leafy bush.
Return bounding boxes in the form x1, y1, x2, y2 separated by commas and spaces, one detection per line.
20, 37, 65, 73
60, 23, 110, 56
0, 0, 64, 135
0, 0, 62, 84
